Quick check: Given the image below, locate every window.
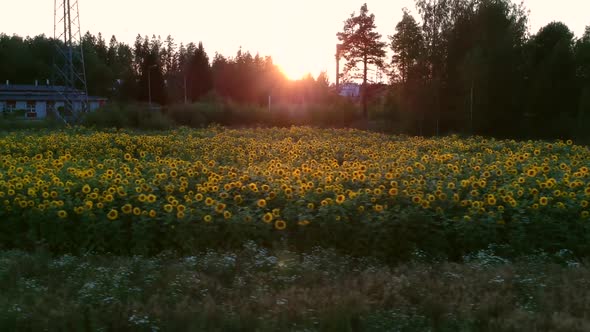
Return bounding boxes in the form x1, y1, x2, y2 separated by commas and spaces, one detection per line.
26, 101, 36, 112
5, 101, 16, 112
26, 101, 37, 118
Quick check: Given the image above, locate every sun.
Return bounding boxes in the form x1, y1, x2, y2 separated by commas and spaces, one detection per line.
277, 64, 310, 81
276, 59, 323, 81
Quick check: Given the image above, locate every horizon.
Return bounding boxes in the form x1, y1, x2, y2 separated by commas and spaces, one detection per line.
1, 0, 589, 82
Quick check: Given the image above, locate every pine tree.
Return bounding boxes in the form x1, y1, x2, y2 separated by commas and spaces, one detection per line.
337, 3, 387, 119
390, 8, 424, 84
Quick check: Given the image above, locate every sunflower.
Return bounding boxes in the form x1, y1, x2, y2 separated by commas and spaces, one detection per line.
82, 184, 91, 194
539, 197, 549, 206
223, 211, 232, 219
374, 204, 384, 212
164, 204, 174, 213
487, 195, 497, 206
336, 195, 346, 204
147, 194, 157, 203
297, 220, 310, 226
203, 214, 213, 222
133, 207, 141, 215
57, 210, 68, 219
215, 203, 226, 213
275, 220, 287, 230
272, 208, 281, 217
257, 199, 267, 208
107, 209, 118, 220
148, 209, 157, 218
122, 203, 133, 214
262, 212, 273, 223
205, 197, 215, 206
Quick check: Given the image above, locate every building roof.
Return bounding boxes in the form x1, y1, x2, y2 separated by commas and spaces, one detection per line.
0, 84, 107, 102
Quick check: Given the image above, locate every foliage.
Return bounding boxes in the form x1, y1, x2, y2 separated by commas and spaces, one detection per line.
165, 102, 229, 127
82, 103, 173, 130
0, 118, 64, 131
525, 22, 578, 138
390, 8, 425, 84
0, 128, 589, 261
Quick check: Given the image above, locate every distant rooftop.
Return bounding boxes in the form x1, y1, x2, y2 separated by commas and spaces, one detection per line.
0, 83, 82, 93
0, 83, 107, 101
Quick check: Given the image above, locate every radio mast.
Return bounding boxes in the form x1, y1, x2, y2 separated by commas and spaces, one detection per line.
53, 0, 88, 123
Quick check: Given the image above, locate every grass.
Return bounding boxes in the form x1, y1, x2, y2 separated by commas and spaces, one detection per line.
1, 244, 589, 331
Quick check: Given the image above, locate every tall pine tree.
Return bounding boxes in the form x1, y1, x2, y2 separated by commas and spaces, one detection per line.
337, 3, 387, 119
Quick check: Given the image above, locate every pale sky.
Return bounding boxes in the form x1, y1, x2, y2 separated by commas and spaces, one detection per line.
1, 0, 588, 81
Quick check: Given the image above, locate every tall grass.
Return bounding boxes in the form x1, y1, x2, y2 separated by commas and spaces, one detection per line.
1, 245, 588, 332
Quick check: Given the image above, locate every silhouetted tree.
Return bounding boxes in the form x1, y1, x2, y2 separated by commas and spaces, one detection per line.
526, 22, 577, 137
575, 26, 590, 132
337, 3, 387, 119
186, 42, 213, 102
389, 8, 427, 134
390, 8, 424, 84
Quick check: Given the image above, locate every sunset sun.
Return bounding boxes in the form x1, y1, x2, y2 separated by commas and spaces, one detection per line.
277, 62, 314, 81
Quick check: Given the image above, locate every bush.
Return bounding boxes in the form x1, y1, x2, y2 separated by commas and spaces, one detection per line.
0, 117, 64, 131
82, 103, 173, 130
223, 98, 361, 128
165, 102, 229, 127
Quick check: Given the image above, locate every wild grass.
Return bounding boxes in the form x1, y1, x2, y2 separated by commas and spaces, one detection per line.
1, 244, 589, 331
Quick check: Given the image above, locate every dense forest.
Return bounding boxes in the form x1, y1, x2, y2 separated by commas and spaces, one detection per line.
1, 0, 589, 139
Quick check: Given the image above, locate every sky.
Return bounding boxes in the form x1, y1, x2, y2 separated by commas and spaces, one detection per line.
1, 0, 589, 82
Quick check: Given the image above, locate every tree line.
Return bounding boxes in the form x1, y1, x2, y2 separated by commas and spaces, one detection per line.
0, 33, 332, 107
338, 0, 590, 138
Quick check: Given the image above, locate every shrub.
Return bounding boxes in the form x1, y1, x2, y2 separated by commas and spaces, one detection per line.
82, 103, 173, 130
165, 102, 229, 127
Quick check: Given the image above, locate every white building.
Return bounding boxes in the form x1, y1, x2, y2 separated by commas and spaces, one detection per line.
0, 82, 106, 119
339, 83, 360, 98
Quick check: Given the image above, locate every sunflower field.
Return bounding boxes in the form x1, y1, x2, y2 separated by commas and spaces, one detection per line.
1, 127, 589, 260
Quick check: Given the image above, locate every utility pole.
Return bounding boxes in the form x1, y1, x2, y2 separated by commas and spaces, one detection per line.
148, 64, 156, 108
184, 75, 187, 104
336, 44, 342, 90
470, 79, 474, 134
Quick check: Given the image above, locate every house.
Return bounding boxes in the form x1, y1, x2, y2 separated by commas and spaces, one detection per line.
339, 83, 361, 98
0, 81, 107, 119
